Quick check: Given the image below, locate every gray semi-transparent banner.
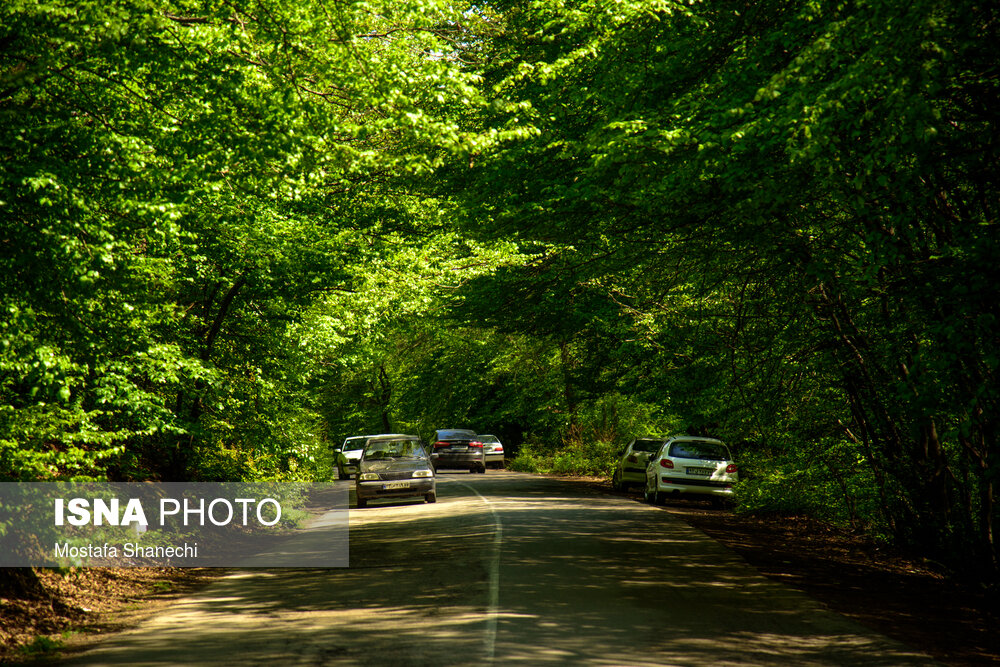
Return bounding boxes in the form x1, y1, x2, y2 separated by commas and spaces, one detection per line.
0, 482, 348, 567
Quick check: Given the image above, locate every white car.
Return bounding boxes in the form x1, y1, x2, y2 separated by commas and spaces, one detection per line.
479, 434, 505, 467
643, 436, 738, 505
612, 437, 668, 491
334, 435, 373, 480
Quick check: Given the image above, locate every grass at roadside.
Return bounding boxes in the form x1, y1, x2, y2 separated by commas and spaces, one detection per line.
507, 440, 618, 477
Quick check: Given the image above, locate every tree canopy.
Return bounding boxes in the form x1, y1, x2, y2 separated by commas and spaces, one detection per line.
2, 0, 997, 576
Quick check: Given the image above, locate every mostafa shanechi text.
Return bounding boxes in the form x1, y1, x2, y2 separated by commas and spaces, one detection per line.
54, 542, 199, 559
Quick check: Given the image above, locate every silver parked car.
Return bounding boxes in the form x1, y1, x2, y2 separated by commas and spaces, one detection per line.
478, 434, 505, 467
355, 434, 436, 508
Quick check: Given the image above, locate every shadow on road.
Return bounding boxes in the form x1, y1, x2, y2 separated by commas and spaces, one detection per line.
61, 474, 933, 666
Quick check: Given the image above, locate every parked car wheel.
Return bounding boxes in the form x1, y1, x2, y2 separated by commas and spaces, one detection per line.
356, 497, 368, 509
425, 492, 436, 503
644, 481, 663, 505
612, 469, 623, 491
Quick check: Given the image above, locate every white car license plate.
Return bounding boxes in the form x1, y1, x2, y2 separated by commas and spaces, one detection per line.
686, 467, 714, 476
383, 481, 411, 490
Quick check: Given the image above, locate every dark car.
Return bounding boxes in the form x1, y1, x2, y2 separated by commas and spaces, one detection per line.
355, 434, 436, 508
430, 428, 486, 473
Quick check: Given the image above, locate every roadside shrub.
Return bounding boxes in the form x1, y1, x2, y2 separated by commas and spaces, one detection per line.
507, 444, 543, 473
733, 438, 889, 539
20, 636, 64, 656
548, 439, 618, 476
506, 438, 618, 477
735, 464, 837, 517
556, 395, 682, 477
505, 397, 684, 477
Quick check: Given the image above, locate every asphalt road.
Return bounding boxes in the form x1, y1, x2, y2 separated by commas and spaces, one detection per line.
64, 471, 935, 666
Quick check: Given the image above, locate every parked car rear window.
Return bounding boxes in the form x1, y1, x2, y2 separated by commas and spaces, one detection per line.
669, 441, 730, 461
435, 429, 476, 440
632, 438, 664, 453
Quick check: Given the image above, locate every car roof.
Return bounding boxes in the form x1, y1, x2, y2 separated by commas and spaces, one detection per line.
668, 435, 726, 444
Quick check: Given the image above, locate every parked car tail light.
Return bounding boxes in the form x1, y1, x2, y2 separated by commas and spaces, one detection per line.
659, 459, 674, 469
468, 441, 484, 448
726, 464, 738, 473
627, 455, 637, 463
433, 441, 449, 448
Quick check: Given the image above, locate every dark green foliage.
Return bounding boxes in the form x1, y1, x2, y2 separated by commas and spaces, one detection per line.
444, 0, 1000, 576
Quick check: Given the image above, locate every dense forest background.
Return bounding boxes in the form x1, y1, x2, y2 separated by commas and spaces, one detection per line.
2, 0, 997, 579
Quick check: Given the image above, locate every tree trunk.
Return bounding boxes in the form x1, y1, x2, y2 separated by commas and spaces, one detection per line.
168, 273, 248, 480
0, 567, 47, 600
981, 477, 996, 572
378, 365, 393, 433
558, 340, 577, 426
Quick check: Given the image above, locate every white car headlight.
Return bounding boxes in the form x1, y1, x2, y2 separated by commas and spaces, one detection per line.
359, 473, 379, 481
412, 470, 433, 478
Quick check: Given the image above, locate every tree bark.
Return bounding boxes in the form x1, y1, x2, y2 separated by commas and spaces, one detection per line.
169, 273, 248, 479
378, 364, 392, 433
558, 340, 577, 426
0, 567, 47, 600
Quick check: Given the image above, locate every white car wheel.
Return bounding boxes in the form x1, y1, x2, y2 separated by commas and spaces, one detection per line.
612, 470, 623, 491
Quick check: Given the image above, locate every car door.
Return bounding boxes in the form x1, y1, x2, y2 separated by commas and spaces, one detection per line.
645, 442, 669, 490
626, 439, 661, 476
